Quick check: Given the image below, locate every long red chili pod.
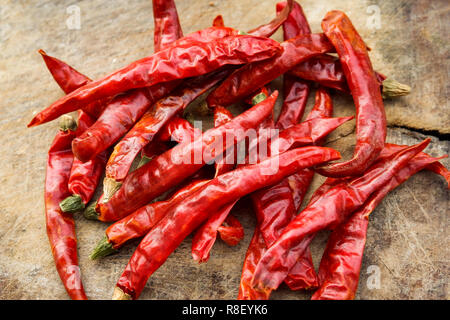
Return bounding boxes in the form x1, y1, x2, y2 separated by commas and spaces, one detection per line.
288, 55, 410, 98
91, 92, 279, 222
312, 153, 448, 300
251, 139, 431, 292
247, 0, 293, 38
90, 179, 209, 259
28, 35, 281, 127
45, 116, 87, 300
103, 71, 229, 191
38, 51, 109, 213
207, 33, 334, 108
113, 146, 341, 300
153, 0, 183, 52
59, 111, 108, 213
315, 11, 387, 177
275, 1, 311, 130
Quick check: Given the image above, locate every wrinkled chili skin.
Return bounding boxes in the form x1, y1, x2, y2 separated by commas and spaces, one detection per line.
45, 126, 87, 300
207, 33, 334, 108
316, 11, 387, 177
218, 214, 244, 246
67, 111, 108, 204
158, 116, 200, 143
28, 36, 281, 127
191, 200, 238, 263
105, 70, 228, 181
39, 51, 109, 205
116, 146, 341, 299
97, 92, 279, 222
153, 0, 183, 52
106, 180, 209, 249
275, 1, 311, 130
191, 106, 238, 263
313, 152, 448, 300
251, 139, 430, 292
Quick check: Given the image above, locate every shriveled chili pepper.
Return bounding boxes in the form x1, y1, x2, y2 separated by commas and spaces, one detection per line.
38, 50, 109, 213
243, 88, 337, 296
45, 115, 87, 300
275, 1, 311, 130
59, 111, 108, 213
288, 55, 411, 98
312, 151, 449, 300
191, 107, 242, 263
103, 70, 229, 195
206, 33, 334, 108
88, 92, 279, 222
90, 179, 209, 259
314, 11, 387, 178
251, 139, 431, 292
247, 0, 293, 38
28, 35, 281, 127
153, 0, 183, 52
113, 146, 341, 300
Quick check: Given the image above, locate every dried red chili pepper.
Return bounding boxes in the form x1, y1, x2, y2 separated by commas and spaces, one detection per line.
206, 33, 334, 108
275, 1, 311, 130
247, 0, 293, 38
157, 116, 200, 143
218, 214, 244, 246
90, 179, 209, 259
315, 11, 387, 177
45, 115, 87, 300
113, 146, 341, 300
312, 151, 449, 300
88, 92, 279, 222
38, 50, 109, 213
28, 35, 281, 127
153, 0, 183, 52
288, 55, 411, 98
251, 139, 431, 292
242, 88, 337, 296
103, 70, 229, 194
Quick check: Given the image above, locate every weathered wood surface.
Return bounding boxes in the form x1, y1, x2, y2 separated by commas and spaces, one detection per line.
0, 0, 448, 300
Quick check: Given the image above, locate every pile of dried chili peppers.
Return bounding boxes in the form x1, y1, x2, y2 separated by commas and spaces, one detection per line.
30, 0, 448, 300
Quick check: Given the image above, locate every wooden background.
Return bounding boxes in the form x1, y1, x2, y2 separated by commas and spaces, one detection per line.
0, 0, 448, 299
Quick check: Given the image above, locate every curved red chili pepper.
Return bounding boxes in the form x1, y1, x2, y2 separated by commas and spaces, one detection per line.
93, 92, 279, 222
207, 33, 334, 108
38, 51, 109, 213
45, 116, 87, 300
28, 35, 281, 127
90, 179, 209, 259
153, 0, 183, 52
104, 70, 228, 184
247, 0, 293, 38
315, 11, 387, 177
275, 1, 311, 130
113, 146, 341, 300
312, 151, 448, 300
251, 139, 431, 292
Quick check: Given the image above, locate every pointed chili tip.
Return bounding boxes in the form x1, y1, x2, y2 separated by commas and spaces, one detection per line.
59, 195, 85, 213
38, 49, 47, 56
382, 78, 411, 98
112, 287, 132, 300
191, 250, 209, 264
90, 236, 117, 260
83, 202, 100, 220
